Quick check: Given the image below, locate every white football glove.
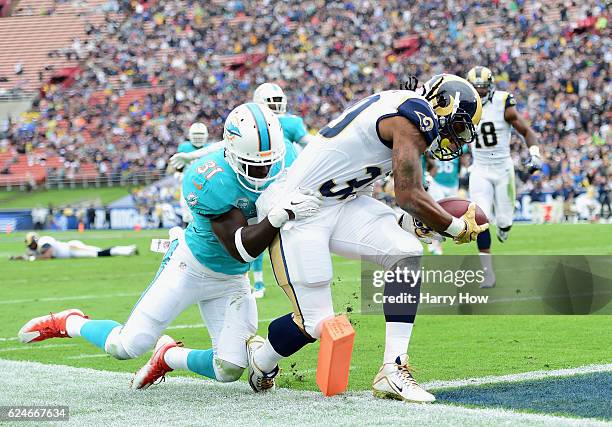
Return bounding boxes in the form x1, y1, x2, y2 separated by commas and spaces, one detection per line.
267, 188, 323, 228
398, 210, 445, 244
169, 152, 194, 170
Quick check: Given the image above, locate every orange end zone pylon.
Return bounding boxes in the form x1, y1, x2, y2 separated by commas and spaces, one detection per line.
316, 315, 355, 396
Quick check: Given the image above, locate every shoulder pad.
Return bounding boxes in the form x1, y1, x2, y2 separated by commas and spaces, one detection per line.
504, 92, 516, 109
182, 157, 236, 218
397, 97, 439, 145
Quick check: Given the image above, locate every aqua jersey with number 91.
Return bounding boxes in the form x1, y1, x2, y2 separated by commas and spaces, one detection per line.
278, 90, 441, 205
182, 141, 296, 274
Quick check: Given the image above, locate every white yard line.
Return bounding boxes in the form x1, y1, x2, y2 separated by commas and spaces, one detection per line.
0, 359, 606, 427
0, 292, 141, 305
423, 363, 612, 390
0, 343, 77, 352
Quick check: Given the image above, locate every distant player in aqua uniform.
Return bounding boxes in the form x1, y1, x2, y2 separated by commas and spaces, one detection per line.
251, 82, 315, 297
427, 156, 461, 254
174, 122, 209, 224
17, 103, 321, 393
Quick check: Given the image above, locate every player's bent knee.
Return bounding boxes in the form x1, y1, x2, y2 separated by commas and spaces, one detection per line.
214, 358, 244, 383
107, 328, 158, 359
104, 327, 132, 360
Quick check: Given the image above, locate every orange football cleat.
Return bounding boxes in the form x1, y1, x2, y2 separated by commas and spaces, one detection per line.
131, 335, 181, 390
18, 309, 87, 344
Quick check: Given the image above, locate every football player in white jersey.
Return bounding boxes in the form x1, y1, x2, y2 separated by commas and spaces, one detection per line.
466, 66, 541, 286
247, 75, 489, 402
9, 232, 137, 260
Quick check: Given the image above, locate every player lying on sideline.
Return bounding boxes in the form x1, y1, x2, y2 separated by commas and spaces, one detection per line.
247, 75, 489, 402
18, 103, 319, 391
9, 232, 137, 261
466, 66, 541, 287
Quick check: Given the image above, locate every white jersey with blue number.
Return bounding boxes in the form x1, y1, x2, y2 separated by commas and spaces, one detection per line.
471, 90, 515, 165
278, 90, 440, 206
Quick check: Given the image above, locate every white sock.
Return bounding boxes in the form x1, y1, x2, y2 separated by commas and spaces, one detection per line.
110, 246, 133, 256
383, 322, 413, 364
253, 271, 264, 283
254, 339, 282, 373
164, 346, 190, 370
479, 252, 496, 281
66, 315, 89, 337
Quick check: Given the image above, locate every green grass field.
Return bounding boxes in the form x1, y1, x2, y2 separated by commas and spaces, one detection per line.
0, 187, 129, 209
0, 224, 610, 393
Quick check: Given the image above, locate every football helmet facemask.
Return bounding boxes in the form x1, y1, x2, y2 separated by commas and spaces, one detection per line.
188, 122, 209, 148
423, 74, 482, 161
466, 66, 495, 105
253, 83, 287, 114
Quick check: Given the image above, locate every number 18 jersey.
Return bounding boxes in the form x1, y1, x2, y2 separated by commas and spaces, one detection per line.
471, 90, 515, 165
281, 90, 440, 205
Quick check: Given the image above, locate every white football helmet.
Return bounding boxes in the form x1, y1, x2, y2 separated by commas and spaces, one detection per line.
188, 122, 209, 148
224, 103, 286, 192
253, 83, 287, 114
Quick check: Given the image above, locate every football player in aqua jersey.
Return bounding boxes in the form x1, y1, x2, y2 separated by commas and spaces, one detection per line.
250, 82, 316, 298
426, 155, 462, 255
247, 75, 489, 402
17, 103, 320, 391
173, 122, 210, 224
466, 66, 541, 287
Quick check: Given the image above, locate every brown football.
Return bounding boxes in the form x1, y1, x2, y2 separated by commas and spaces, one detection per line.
438, 197, 488, 236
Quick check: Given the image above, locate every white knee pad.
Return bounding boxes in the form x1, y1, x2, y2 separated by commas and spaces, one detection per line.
104, 326, 131, 360
213, 358, 244, 383
104, 326, 157, 359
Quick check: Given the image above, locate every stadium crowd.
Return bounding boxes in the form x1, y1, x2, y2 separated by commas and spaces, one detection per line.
0, 0, 610, 216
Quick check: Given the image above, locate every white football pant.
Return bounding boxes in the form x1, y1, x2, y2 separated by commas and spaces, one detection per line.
469, 158, 515, 229
269, 195, 423, 338
112, 232, 256, 367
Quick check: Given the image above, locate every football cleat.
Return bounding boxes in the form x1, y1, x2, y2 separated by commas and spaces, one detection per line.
496, 227, 509, 243
246, 335, 278, 392
253, 281, 266, 299
372, 360, 435, 403
18, 309, 87, 344
131, 335, 181, 390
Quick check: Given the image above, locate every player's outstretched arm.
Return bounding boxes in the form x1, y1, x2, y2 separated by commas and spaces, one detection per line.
381, 116, 487, 243
169, 141, 224, 170
505, 106, 537, 147
505, 106, 541, 171
211, 189, 322, 262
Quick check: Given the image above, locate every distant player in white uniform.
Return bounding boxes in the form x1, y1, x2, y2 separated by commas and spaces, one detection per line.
247, 75, 489, 402
9, 232, 138, 260
466, 66, 541, 286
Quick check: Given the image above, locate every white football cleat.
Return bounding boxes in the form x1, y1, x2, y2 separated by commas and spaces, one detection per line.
372, 361, 435, 403
496, 227, 509, 243
246, 335, 278, 392
131, 335, 181, 390
18, 309, 87, 343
